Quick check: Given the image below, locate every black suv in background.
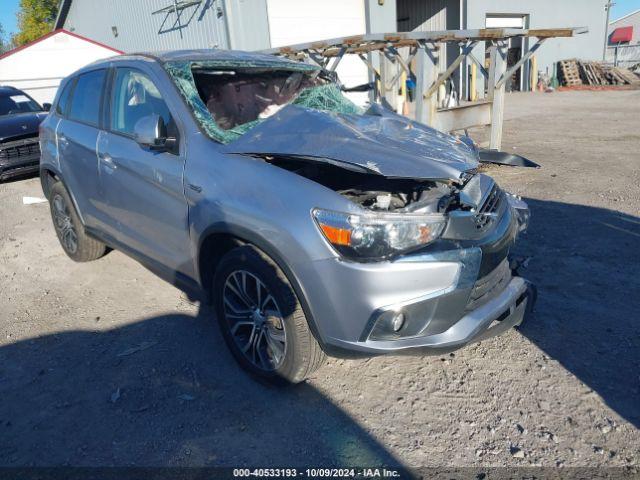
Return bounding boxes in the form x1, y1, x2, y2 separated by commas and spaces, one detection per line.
0, 86, 49, 181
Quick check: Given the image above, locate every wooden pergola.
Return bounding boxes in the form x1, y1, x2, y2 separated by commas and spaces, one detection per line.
263, 28, 587, 150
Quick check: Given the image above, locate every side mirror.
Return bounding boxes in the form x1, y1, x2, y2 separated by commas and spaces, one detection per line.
133, 114, 176, 152
42, 103, 52, 112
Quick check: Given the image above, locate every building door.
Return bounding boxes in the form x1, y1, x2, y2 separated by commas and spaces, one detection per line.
485, 15, 529, 92
507, 41, 522, 92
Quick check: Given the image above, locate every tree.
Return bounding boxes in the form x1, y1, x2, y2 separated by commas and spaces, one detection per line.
12, 0, 59, 47
0, 23, 7, 54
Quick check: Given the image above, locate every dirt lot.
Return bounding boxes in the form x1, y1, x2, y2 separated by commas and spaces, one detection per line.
1, 90, 639, 469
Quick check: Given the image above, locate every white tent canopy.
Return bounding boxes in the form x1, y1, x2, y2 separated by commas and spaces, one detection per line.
0, 29, 121, 105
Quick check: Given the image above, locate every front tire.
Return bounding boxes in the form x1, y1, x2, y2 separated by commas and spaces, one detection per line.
213, 245, 326, 384
49, 181, 107, 262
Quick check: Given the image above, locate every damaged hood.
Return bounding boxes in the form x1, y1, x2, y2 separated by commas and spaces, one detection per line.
223, 104, 479, 182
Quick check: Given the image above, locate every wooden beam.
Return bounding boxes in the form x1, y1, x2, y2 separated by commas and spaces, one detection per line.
467, 52, 489, 79
261, 28, 587, 57
435, 101, 492, 132
489, 40, 508, 150
495, 38, 546, 89
528, 28, 579, 38
425, 42, 476, 99
415, 43, 439, 126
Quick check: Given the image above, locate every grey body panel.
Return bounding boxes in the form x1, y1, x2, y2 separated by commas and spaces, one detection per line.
94, 60, 193, 276
57, 119, 102, 228
39, 51, 533, 358
96, 129, 191, 275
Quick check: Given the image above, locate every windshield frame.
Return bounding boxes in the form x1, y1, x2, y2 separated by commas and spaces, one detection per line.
163, 60, 320, 144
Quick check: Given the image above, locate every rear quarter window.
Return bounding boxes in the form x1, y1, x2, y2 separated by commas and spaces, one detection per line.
67, 69, 107, 126
55, 80, 75, 116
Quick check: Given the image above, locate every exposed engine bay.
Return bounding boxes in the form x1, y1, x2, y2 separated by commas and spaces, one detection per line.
265, 157, 466, 214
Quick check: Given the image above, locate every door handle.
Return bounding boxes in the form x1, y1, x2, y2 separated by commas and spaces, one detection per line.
188, 183, 202, 193
100, 154, 116, 169
58, 135, 69, 148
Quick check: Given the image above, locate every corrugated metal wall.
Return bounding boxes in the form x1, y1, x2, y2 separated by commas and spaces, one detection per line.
397, 0, 448, 32
225, 0, 271, 50
396, 0, 461, 85
63, 0, 231, 52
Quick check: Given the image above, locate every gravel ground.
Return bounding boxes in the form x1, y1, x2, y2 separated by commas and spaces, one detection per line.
0, 90, 639, 469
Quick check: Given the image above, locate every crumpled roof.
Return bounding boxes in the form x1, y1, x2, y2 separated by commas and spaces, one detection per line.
156, 49, 320, 70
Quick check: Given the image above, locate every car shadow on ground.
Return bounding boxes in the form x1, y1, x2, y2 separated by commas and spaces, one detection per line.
514, 198, 640, 428
0, 308, 404, 467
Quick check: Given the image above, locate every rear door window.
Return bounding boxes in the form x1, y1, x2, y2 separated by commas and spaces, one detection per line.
67, 69, 106, 126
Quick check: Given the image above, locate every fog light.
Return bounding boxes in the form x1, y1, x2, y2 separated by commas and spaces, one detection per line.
391, 312, 406, 332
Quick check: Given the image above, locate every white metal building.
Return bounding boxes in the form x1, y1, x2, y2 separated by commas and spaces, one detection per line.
608, 9, 640, 45
53, 0, 608, 101
54, 0, 395, 105
606, 9, 640, 66
0, 29, 122, 105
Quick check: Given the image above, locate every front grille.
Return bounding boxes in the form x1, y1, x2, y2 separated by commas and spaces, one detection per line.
475, 183, 503, 229
0, 137, 40, 161
466, 258, 511, 311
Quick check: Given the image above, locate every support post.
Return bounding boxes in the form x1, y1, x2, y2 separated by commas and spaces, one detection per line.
425, 42, 476, 99
470, 62, 477, 101
379, 50, 397, 110
530, 55, 538, 92
489, 40, 507, 150
415, 42, 439, 126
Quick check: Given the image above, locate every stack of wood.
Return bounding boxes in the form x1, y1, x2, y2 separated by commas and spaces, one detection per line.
558, 59, 582, 86
557, 59, 640, 86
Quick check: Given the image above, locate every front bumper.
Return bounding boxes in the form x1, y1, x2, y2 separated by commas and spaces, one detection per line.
302, 198, 534, 357
330, 275, 532, 355
0, 137, 40, 180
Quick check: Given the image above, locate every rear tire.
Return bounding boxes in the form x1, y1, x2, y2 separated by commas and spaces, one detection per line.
49, 181, 107, 262
213, 245, 326, 384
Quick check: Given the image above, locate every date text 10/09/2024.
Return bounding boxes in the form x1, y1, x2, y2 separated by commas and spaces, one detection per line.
233, 468, 403, 478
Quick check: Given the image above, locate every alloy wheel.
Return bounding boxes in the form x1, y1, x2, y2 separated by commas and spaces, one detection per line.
222, 270, 286, 371
52, 194, 78, 254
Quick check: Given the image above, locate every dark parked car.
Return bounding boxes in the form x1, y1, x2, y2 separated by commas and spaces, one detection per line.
39, 50, 535, 384
0, 86, 50, 181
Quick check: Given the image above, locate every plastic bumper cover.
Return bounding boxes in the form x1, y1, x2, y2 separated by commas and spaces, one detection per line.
325, 275, 533, 355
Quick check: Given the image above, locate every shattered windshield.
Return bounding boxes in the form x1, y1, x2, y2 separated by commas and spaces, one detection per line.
164, 60, 362, 143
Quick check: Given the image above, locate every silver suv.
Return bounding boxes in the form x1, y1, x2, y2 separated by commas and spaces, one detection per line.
40, 50, 534, 384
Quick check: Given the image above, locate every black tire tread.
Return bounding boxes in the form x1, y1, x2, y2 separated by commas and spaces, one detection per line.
214, 245, 326, 384
49, 182, 107, 262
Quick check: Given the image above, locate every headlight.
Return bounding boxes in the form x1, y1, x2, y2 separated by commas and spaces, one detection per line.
313, 208, 446, 260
